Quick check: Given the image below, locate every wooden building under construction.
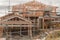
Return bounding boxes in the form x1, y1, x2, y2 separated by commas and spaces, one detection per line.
0, 0, 58, 39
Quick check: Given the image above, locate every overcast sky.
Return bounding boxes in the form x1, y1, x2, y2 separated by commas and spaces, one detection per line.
0, 0, 60, 16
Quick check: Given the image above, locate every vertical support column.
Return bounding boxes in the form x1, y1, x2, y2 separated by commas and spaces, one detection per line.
20, 27, 21, 37
43, 18, 46, 33
28, 26, 29, 37
29, 23, 32, 39
29, 26, 32, 39
6, 27, 9, 40
27, 16, 30, 37
37, 18, 39, 31
54, 18, 55, 29
37, 18, 39, 28
36, 17, 39, 30
38, 17, 44, 30
9, 27, 11, 38
0, 27, 4, 37
43, 18, 44, 30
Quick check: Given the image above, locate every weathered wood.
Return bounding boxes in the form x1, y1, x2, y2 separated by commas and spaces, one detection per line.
0, 27, 4, 37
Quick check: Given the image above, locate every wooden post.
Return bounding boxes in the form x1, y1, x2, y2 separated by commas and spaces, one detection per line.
29, 22, 32, 39
6, 27, 9, 40
28, 27, 29, 37
0, 27, 4, 37
43, 18, 44, 30
29, 26, 32, 39
20, 27, 21, 36
37, 17, 39, 30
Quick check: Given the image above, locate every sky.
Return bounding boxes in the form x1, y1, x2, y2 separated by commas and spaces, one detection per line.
0, 0, 60, 16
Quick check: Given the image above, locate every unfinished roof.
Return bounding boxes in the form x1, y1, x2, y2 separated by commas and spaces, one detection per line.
12, 0, 58, 11
0, 13, 32, 25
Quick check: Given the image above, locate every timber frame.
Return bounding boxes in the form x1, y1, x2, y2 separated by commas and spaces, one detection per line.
0, 0, 58, 40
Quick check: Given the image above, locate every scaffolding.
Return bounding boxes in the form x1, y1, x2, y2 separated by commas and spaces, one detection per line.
0, 0, 59, 40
